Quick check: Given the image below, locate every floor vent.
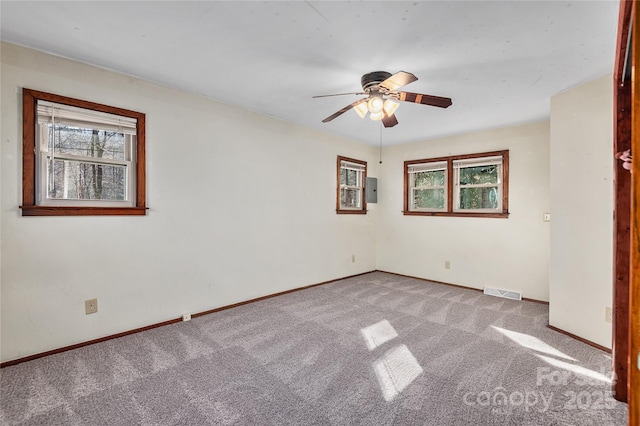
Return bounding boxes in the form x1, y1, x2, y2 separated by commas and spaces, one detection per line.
483, 287, 522, 301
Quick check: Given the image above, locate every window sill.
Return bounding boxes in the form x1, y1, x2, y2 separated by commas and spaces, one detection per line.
20, 206, 148, 216
336, 209, 367, 215
403, 210, 509, 218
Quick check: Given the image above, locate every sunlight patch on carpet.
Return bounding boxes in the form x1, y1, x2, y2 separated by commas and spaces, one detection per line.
361, 320, 398, 351
373, 344, 423, 401
491, 326, 576, 361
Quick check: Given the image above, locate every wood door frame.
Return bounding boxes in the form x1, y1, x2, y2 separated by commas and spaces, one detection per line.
631, 0, 640, 421
613, 0, 633, 403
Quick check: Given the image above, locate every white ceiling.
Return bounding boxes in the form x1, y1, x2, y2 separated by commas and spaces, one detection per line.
0, 1, 619, 146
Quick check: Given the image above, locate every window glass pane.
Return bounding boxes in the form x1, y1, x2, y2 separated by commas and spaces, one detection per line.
413, 188, 445, 209
341, 188, 361, 208
48, 158, 126, 201
414, 170, 445, 187
459, 165, 498, 185
49, 124, 126, 160
458, 187, 499, 209
343, 169, 359, 186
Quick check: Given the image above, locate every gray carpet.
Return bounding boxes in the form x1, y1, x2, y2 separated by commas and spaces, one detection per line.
0, 272, 628, 425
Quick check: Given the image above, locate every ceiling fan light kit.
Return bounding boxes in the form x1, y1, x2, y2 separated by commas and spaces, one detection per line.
383, 99, 399, 117
354, 101, 368, 119
367, 97, 384, 114
369, 111, 384, 121
313, 70, 452, 128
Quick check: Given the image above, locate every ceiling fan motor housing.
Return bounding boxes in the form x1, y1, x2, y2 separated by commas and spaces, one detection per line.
361, 71, 392, 92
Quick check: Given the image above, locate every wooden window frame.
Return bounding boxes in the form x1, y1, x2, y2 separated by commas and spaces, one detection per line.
336, 156, 367, 215
403, 150, 509, 218
406, 160, 448, 213
20, 88, 147, 216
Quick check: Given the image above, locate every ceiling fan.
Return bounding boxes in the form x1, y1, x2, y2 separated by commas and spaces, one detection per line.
313, 71, 452, 128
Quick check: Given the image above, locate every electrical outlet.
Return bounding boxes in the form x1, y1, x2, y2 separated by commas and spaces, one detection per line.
444, 261, 451, 270
182, 313, 191, 321
85, 298, 98, 315
605, 307, 612, 323
351, 254, 356, 263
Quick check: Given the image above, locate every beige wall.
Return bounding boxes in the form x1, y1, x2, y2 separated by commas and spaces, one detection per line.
549, 75, 614, 349
0, 43, 378, 362
376, 122, 551, 301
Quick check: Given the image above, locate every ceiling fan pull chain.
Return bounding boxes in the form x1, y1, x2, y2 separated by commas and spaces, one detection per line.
379, 122, 383, 164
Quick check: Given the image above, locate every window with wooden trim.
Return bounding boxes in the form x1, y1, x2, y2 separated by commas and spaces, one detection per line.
404, 150, 509, 218
21, 88, 146, 216
337, 156, 367, 214
407, 161, 447, 212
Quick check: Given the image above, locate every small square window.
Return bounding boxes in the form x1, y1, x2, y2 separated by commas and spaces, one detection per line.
453, 156, 503, 213
36, 101, 137, 207
407, 161, 447, 212
21, 89, 146, 216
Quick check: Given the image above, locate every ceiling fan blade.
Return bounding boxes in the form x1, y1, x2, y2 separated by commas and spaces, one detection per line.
312, 92, 365, 98
378, 71, 418, 92
382, 113, 398, 128
394, 91, 452, 108
321, 98, 366, 123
